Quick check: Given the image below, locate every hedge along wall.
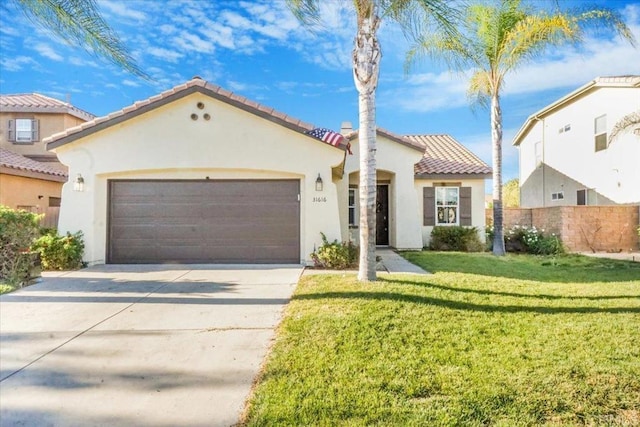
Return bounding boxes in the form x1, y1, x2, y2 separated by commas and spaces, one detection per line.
487, 206, 640, 253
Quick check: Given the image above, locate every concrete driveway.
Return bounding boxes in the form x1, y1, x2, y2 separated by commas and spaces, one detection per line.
0, 264, 303, 427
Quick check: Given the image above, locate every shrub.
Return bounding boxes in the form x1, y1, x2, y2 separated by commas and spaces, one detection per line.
311, 232, 358, 269
0, 206, 41, 286
489, 225, 564, 255
32, 230, 85, 270
430, 226, 484, 252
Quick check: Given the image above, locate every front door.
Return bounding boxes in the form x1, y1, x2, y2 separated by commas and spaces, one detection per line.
376, 185, 389, 245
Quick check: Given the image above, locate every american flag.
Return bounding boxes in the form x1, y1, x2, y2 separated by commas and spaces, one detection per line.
306, 128, 345, 147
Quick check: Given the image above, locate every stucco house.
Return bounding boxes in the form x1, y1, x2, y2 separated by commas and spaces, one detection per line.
513, 75, 640, 207
45, 78, 490, 265
0, 148, 67, 217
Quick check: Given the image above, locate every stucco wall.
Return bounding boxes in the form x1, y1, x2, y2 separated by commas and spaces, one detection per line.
0, 173, 63, 213
341, 134, 424, 250
416, 178, 487, 247
53, 92, 345, 265
0, 112, 84, 160
518, 86, 640, 206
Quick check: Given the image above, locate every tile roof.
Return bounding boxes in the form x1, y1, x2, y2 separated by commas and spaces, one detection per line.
344, 127, 425, 152
408, 134, 492, 176
0, 148, 68, 178
0, 93, 95, 121
44, 77, 350, 152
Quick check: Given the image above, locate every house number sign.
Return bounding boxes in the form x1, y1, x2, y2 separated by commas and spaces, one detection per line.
312, 196, 327, 203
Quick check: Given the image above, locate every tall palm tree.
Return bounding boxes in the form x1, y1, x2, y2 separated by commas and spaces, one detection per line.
13, 0, 146, 78
407, 0, 635, 256
287, 0, 459, 281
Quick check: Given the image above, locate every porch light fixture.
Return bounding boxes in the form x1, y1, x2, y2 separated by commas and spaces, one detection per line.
315, 174, 323, 192
73, 174, 85, 192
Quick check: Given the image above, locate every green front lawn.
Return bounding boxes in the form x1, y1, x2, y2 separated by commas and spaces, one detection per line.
243, 253, 640, 426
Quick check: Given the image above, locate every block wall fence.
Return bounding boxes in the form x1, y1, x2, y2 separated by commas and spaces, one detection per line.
486, 206, 640, 253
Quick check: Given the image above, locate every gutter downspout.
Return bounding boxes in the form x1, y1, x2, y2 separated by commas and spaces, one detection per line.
533, 115, 545, 207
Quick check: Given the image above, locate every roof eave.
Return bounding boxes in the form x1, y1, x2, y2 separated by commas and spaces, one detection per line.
46, 83, 345, 152
414, 172, 492, 180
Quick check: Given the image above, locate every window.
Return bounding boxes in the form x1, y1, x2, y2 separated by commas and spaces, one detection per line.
594, 115, 607, 152
577, 189, 586, 206
534, 141, 542, 167
435, 187, 459, 225
348, 188, 358, 227
8, 118, 39, 144
551, 192, 564, 201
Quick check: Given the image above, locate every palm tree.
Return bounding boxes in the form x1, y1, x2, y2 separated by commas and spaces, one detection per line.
287, 0, 459, 281
407, 0, 635, 256
13, 0, 146, 78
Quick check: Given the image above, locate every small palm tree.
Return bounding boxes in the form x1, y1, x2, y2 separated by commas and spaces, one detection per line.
408, 0, 635, 255
13, 0, 146, 78
287, 0, 459, 281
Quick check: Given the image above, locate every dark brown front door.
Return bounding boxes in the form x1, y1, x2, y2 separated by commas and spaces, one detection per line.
108, 179, 300, 264
376, 185, 389, 246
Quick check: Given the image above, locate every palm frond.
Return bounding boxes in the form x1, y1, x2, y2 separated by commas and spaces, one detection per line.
467, 69, 490, 110
285, 0, 322, 27
16, 0, 148, 79
609, 110, 640, 144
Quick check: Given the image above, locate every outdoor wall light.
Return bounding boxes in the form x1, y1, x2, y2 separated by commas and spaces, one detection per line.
315, 174, 323, 191
73, 174, 85, 192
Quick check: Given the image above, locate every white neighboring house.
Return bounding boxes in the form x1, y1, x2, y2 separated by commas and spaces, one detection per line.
44, 78, 490, 266
513, 76, 640, 207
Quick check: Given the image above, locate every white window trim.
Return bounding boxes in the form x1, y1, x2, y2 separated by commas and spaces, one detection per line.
435, 186, 459, 226
551, 191, 564, 201
594, 114, 607, 152
348, 187, 358, 228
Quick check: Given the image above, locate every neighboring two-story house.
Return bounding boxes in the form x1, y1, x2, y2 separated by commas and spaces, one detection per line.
512, 76, 640, 207
0, 93, 94, 214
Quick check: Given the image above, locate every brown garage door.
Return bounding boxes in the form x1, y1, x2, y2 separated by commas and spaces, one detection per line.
108, 180, 300, 264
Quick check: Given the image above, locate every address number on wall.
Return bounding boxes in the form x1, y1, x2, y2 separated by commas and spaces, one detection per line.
312, 197, 327, 203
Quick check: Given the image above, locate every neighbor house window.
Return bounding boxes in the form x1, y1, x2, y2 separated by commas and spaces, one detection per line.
435, 187, 459, 225
594, 115, 607, 152
348, 187, 358, 227
534, 141, 542, 167
551, 191, 564, 201
8, 118, 39, 144
577, 189, 586, 206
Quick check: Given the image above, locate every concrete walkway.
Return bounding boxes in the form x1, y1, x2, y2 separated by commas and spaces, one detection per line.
0, 264, 303, 427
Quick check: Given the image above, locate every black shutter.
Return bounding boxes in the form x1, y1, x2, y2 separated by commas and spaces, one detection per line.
31, 119, 39, 142
423, 187, 435, 226
7, 120, 15, 142
460, 187, 472, 226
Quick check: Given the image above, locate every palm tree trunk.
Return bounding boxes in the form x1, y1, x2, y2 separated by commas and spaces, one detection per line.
353, 11, 381, 281
491, 93, 506, 256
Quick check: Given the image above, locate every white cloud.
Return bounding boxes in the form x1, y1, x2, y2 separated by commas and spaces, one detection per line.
0, 56, 38, 71
69, 57, 99, 68
146, 47, 184, 63
122, 79, 141, 87
33, 43, 63, 61
99, 1, 147, 21
173, 31, 215, 54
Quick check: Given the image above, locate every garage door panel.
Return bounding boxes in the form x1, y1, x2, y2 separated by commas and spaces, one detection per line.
108, 180, 300, 263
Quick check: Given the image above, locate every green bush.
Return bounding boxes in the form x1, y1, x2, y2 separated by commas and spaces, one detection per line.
0, 206, 41, 286
311, 232, 358, 269
489, 225, 564, 255
32, 230, 85, 270
430, 226, 484, 252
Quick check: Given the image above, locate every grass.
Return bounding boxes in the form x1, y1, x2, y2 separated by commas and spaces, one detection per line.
242, 252, 640, 426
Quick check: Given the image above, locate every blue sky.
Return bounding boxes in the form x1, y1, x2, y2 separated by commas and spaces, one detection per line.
1, 0, 639, 192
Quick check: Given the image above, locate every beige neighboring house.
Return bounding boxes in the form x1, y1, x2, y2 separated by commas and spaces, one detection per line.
45, 78, 490, 265
513, 76, 640, 207
0, 148, 67, 215
0, 93, 94, 218
1, 93, 95, 169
